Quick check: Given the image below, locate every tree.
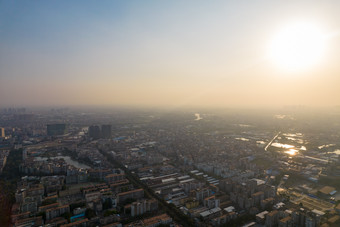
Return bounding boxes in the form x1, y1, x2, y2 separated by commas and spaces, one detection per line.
61, 212, 72, 222
85, 208, 96, 219
103, 199, 112, 210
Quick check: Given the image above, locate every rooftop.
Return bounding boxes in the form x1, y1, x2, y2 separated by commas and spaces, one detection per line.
319, 186, 337, 195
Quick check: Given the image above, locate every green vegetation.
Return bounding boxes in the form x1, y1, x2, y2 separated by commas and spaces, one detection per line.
0, 149, 23, 226
87, 176, 105, 183
120, 186, 130, 192
62, 148, 93, 166
319, 175, 340, 189
60, 212, 72, 222
272, 174, 283, 186
70, 202, 86, 212
222, 214, 255, 227
1, 149, 23, 181
103, 199, 113, 210
104, 209, 118, 217
283, 172, 306, 187
41, 198, 57, 206
85, 208, 96, 219
252, 156, 273, 169
122, 198, 137, 206
37, 211, 46, 221
120, 211, 159, 225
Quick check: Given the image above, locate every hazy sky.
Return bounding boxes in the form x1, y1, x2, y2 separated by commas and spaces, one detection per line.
1, 0, 340, 108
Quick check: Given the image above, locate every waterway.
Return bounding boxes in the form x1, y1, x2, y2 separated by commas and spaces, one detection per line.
331, 149, 340, 155
235, 138, 250, 141
194, 113, 203, 121
34, 156, 91, 169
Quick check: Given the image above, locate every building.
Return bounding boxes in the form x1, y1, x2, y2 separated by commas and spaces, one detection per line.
319, 186, 337, 197
196, 188, 211, 202
20, 197, 38, 213
22, 149, 27, 161
261, 197, 274, 209
47, 124, 67, 136
252, 191, 264, 206
101, 125, 112, 139
126, 199, 158, 217
142, 213, 172, 227
200, 207, 222, 220
279, 216, 292, 227
85, 192, 101, 203
60, 218, 89, 227
89, 125, 101, 139
256, 211, 268, 224
45, 205, 70, 221
117, 188, 144, 204
211, 214, 228, 226
204, 196, 220, 209
14, 216, 43, 227
265, 210, 279, 227
0, 127, 5, 138
335, 203, 340, 214
327, 215, 340, 226
105, 173, 125, 184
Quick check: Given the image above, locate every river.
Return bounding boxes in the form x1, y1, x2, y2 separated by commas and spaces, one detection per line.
194, 113, 203, 121
34, 156, 91, 169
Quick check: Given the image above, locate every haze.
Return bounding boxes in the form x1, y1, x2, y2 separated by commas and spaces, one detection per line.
1, 0, 340, 108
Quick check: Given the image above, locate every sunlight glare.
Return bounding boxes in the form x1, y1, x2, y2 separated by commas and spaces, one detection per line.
269, 22, 327, 72
284, 149, 298, 156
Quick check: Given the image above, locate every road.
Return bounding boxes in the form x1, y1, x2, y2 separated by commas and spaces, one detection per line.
98, 148, 195, 227
265, 131, 281, 152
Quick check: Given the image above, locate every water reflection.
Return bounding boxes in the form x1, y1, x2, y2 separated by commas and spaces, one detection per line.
257, 141, 266, 144
236, 138, 250, 141
318, 144, 336, 149
282, 133, 303, 137
194, 113, 202, 121
271, 143, 295, 149
285, 149, 298, 156
35, 156, 90, 169
286, 137, 304, 144
330, 149, 340, 155
271, 142, 307, 156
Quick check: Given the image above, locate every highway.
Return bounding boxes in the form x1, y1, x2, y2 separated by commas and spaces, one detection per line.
264, 131, 281, 152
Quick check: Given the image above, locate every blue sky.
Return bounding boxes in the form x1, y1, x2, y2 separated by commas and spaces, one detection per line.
1, 1, 340, 107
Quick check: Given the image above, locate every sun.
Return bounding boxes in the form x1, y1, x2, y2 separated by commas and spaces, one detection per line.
268, 22, 327, 72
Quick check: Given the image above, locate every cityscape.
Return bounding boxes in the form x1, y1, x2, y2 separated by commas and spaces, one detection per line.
1, 107, 340, 226
1, 1, 340, 227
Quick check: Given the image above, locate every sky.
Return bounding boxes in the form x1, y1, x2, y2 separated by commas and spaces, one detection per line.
1, 0, 340, 108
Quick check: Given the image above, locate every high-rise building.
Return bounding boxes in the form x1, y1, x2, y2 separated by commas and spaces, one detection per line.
47, 124, 67, 136
101, 125, 112, 139
23, 149, 27, 161
89, 125, 101, 139
0, 127, 5, 138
